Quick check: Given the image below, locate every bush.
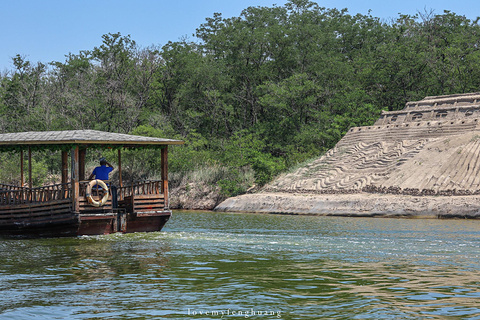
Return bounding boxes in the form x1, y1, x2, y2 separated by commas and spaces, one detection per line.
221, 130, 286, 186
0, 152, 49, 187
169, 164, 254, 198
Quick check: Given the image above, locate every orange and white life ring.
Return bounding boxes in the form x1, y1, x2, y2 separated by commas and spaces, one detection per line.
86, 179, 109, 207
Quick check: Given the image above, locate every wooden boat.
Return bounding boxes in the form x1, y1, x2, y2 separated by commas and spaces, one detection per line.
0, 130, 183, 237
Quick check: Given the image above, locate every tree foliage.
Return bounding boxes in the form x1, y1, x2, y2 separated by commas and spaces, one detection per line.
1, 1, 480, 189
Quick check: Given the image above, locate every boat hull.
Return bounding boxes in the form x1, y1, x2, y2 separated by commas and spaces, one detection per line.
0, 206, 171, 238
0, 215, 79, 238
76, 211, 171, 236
124, 212, 171, 233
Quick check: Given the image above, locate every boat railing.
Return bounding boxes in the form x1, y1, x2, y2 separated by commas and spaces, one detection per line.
0, 180, 163, 206
0, 183, 27, 191
117, 180, 162, 201
0, 183, 71, 205
78, 179, 161, 199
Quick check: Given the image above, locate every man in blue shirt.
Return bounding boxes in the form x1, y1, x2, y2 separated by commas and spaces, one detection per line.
88, 157, 114, 181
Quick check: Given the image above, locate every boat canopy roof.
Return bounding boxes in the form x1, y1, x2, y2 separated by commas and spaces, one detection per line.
0, 130, 184, 150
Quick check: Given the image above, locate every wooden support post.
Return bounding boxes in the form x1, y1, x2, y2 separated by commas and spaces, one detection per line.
62, 151, 69, 197
20, 150, 24, 187
71, 146, 80, 212
61, 151, 69, 184
161, 146, 169, 209
28, 147, 32, 189
79, 148, 86, 181
118, 149, 123, 187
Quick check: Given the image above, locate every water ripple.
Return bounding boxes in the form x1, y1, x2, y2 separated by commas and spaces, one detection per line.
1, 212, 480, 319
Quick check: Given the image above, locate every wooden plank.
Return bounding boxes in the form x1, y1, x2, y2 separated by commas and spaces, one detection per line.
29, 200, 71, 207
79, 197, 113, 212
79, 207, 113, 213
32, 215, 77, 224
0, 212, 75, 224
133, 197, 165, 202
0, 200, 72, 215
134, 201, 165, 206
0, 204, 72, 217
28, 204, 72, 213
80, 214, 117, 221
134, 205, 165, 211
134, 194, 165, 200
79, 200, 112, 208
79, 208, 112, 212
136, 211, 171, 217
79, 203, 112, 208
133, 197, 164, 204
133, 198, 165, 203
79, 201, 112, 208
2, 199, 71, 209
27, 199, 71, 207
79, 194, 111, 200
0, 214, 77, 226
115, 186, 167, 214
134, 199, 165, 204
0, 209, 74, 220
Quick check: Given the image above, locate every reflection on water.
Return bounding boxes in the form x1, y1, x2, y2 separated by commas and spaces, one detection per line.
1, 212, 480, 319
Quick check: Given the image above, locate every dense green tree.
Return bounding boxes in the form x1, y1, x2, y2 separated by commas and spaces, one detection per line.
1, 55, 48, 131
89, 32, 141, 132
48, 51, 96, 129
1, 1, 480, 188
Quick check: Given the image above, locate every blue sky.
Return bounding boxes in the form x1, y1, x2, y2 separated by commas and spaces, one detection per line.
1, 0, 479, 71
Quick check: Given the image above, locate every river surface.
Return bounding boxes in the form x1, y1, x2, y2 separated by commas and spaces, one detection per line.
1, 211, 480, 319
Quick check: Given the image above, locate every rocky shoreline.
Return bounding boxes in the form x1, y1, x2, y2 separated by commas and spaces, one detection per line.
169, 183, 224, 211
214, 192, 480, 219
168, 184, 480, 219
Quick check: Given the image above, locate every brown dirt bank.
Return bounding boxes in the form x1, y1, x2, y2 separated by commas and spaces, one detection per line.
214, 192, 480, 218
169, 183, 224, 210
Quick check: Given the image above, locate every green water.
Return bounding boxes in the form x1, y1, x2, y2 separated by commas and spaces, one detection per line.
1, 211, 480, 319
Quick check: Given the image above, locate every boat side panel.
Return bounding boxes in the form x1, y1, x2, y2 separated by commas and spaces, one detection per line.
77, 213, 117, 236
0, 199, 78, 237
125, 212, 171, 233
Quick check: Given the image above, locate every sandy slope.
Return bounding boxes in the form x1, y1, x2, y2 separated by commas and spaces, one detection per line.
215, 93, 480, 218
